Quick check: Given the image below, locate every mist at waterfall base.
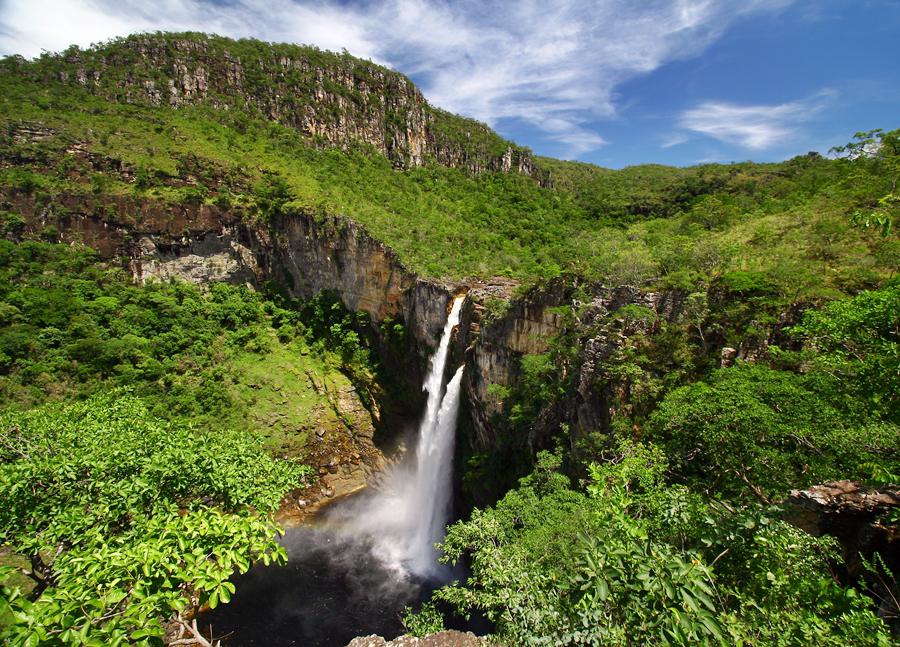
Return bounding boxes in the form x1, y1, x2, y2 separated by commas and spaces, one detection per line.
203, 297, 469, 646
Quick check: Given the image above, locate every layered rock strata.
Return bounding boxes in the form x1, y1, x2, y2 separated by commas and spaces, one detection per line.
12, 33, 547, 182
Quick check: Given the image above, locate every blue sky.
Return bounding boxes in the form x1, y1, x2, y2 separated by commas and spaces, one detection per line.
0, 0, 897, 168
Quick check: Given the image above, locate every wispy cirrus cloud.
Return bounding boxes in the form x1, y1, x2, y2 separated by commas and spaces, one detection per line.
0, 0, 793, 156
678, 89, 837, 149
661, 134, 689, 149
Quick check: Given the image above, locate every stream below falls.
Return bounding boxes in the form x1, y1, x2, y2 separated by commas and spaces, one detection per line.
200, 503, 445, 646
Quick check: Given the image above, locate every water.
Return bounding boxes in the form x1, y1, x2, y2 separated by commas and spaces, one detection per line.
339, 295, 466, 577
202, 524, 427, 646
404, 365, 465, 575
203, 295, 467, 645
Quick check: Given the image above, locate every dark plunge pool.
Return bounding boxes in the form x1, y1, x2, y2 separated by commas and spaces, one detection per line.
201, 510, 450, 646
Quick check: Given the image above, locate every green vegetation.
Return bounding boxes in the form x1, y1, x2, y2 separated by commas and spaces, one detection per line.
401, 601, 445, 638
0, 32, 896, 646
648, 362, 898, 499
0, 241, 383, 643
436, 445, 893, 646
0, 393, 304, 645
831, 129, 899, 237
645, 281, 899, 499
442, 281, 898, 644
0, 240, 377, 451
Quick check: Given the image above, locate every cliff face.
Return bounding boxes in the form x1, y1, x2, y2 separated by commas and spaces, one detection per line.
461, 280, 688, 449
3, 182, 688, 464
259, 211, 451, 355
15, 33, 546, 182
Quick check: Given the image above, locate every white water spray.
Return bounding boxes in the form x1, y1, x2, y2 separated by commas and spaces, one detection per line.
405, 363, 465, 574
336, 295, 465, 578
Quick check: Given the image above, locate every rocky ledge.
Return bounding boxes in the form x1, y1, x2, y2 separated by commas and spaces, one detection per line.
346, 630, 491, 647
786, 480, 899, 620
787, 480, 900, 519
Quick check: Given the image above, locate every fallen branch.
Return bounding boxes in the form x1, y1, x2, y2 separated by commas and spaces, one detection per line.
171, 617, 220, 647
735, 470, 772, 505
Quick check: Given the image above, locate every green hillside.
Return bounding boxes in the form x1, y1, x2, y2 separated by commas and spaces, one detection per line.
1, 33, 896, 297
0, 33, 897, 647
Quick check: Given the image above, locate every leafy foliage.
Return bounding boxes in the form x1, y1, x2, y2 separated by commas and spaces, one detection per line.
0, 240, 378, 443
647, 363, 899, 498
0, 240, 267, 411
0, 393, 306, 645
0, 32, 897, 646
645, 282, 900, 499
0, 241, 383, 643
793, 281, 900, 422
401, 602, 445, 638
831, 129, 899, 238
437, 444, 892, 646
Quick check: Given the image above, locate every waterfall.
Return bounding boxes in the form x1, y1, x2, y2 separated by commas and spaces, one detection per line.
406, 364, 465, 575
336, 295, 465, 579
418, 295, 465, 444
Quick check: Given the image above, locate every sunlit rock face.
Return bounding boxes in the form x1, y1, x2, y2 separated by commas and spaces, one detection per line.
38, 33, 547, 182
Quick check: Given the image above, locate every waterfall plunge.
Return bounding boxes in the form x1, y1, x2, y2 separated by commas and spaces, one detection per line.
405, 364, 465, 575
338, 295, 465, 579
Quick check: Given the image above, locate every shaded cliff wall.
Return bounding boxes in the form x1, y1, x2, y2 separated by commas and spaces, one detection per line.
259, 211, 451, 356
4, 185, 689, 463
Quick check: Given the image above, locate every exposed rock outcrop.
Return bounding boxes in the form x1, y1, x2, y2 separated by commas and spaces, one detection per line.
786, 481, 900, 623
786, 481, 900, 562
346, 631, 490, 647
462, 280, 688, 448
788, 481, 900, 523
10, 33, 547, 183
260, 211, 451, 355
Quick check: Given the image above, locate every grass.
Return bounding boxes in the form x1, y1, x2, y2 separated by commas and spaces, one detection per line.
216, 339, 359, 460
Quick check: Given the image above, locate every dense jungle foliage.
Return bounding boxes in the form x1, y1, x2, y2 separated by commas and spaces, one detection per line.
0, 34, 897, 646
0, 394, 301, 645
0, 242, 383, 645
436, 445, 895, 646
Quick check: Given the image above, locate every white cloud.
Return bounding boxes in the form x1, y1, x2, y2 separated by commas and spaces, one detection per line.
679, 89, 836, 149
0, 0, 793, 154
661, 134, 689, 148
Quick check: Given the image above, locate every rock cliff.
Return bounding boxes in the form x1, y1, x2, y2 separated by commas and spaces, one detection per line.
2, 179, 689, 470
8, 33, 547, 182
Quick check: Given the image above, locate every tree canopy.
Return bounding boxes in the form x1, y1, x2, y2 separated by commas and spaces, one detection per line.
0, 393, 307, 646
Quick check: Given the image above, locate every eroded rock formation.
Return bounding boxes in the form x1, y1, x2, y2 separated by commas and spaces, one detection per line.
13, 33, 547, 182
346, 631, 490, 647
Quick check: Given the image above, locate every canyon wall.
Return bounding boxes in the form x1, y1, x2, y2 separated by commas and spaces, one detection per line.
3, 184, 691, 461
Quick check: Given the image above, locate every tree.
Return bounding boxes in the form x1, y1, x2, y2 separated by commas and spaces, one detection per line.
831, 129, 900, 238
646, 362, 899, 499
0, 392, 307, 646
792, 281, 900, 422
